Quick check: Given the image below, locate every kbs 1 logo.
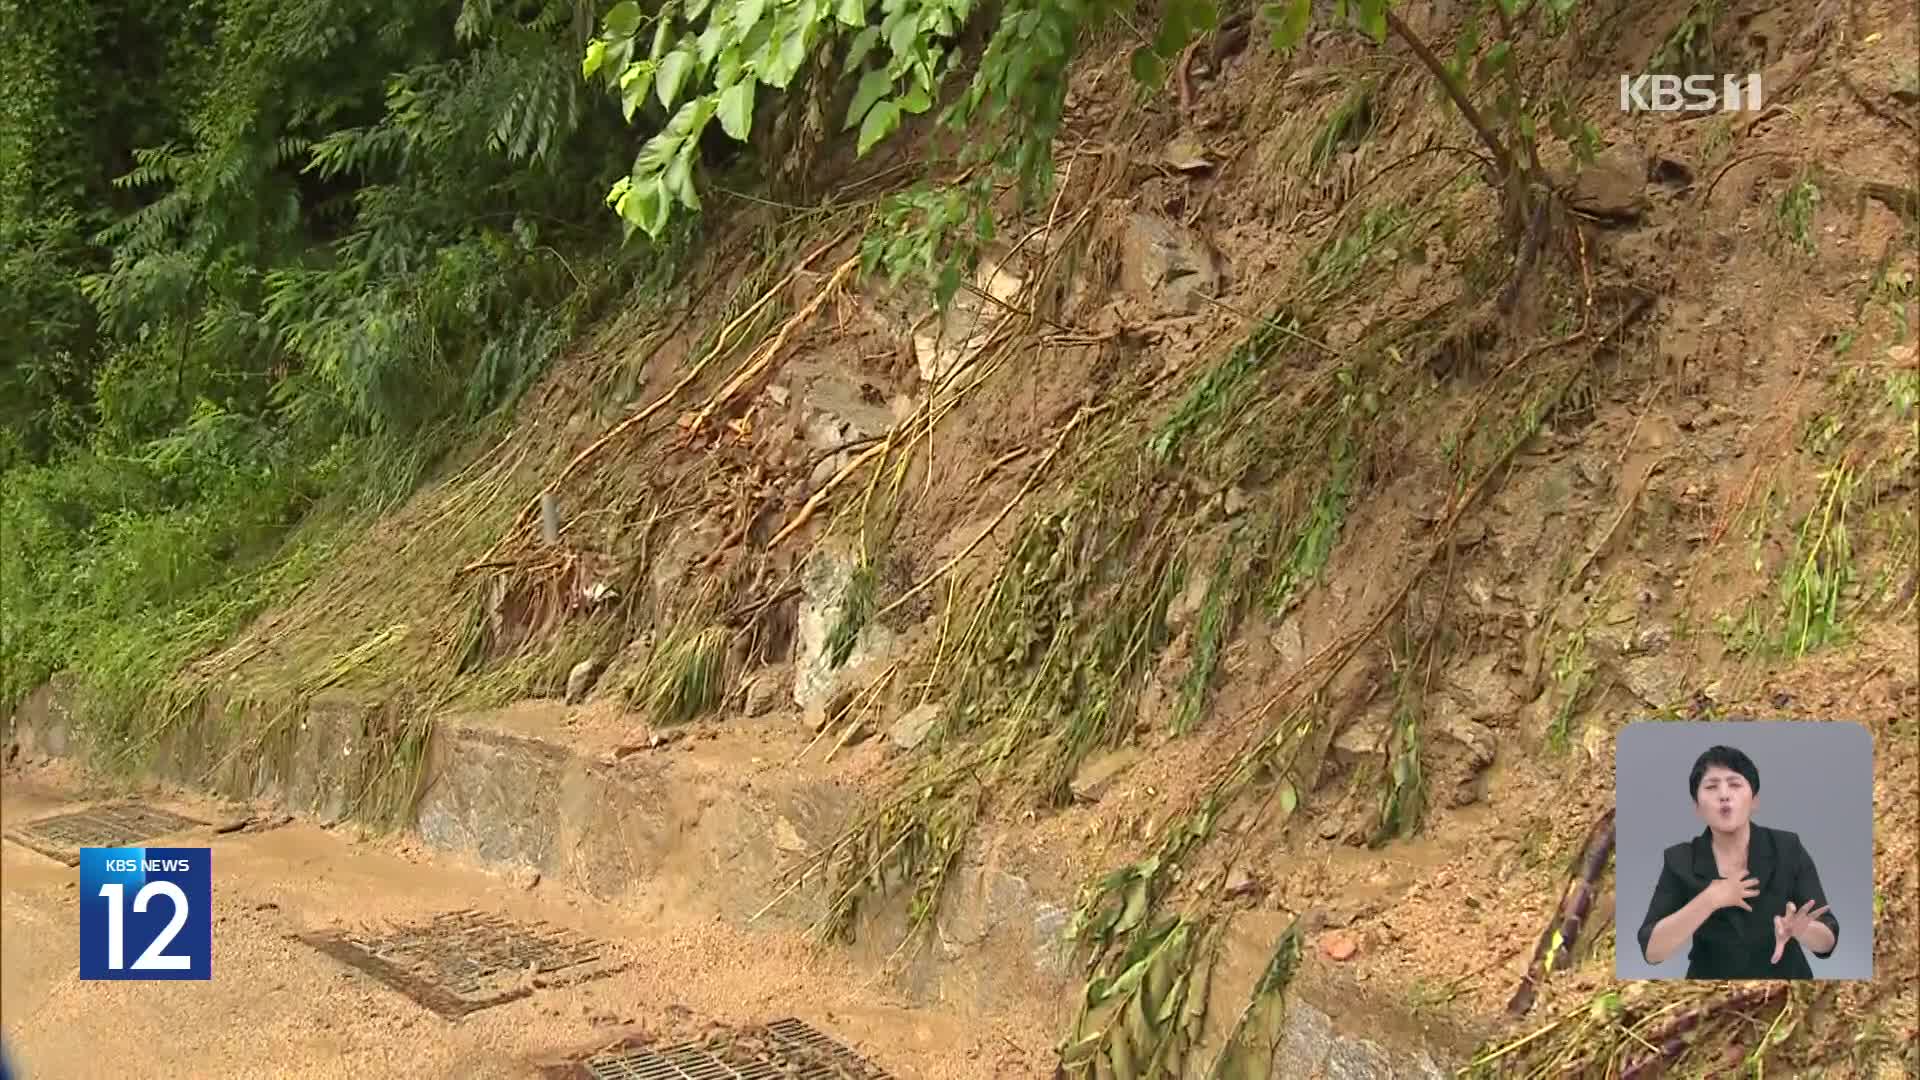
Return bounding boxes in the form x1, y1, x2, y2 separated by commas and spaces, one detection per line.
79, 847, 212, 980
1619, 73, 1764, 114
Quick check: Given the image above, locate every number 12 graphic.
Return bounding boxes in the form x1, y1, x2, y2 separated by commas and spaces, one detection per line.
79, 847, 212, 980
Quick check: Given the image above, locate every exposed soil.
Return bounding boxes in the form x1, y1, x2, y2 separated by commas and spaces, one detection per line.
0, 764, 1050, 1079
8, 0, 1919, 1076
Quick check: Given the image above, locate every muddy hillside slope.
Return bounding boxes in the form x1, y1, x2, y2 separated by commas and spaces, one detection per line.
11, 0, 1918, 1076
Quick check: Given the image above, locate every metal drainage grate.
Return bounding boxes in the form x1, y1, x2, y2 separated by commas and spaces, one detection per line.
2, 802, 208, 865
295, 909, 626, 1020
580, 1017, 892, 1080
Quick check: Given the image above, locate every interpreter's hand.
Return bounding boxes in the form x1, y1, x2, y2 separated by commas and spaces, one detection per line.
1772, 900, 1831, 964
1701, 874, 1761, 912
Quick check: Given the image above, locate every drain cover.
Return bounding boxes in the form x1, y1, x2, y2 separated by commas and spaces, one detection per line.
2, 802, 208, 865
295, 909, 626, 1019
577, 1017, 891, 1080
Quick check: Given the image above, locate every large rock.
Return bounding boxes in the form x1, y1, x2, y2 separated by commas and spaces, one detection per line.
799, 372, 899, 492
792, 542, 898, 711
1276, 998, 1450, 1078
1118, 213, 1225, 316
913, 256, 1024, 387
1565, 148, 1647, 223
888, 701, 941, 751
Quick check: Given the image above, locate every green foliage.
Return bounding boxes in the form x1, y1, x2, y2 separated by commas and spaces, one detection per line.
858, 181, 990, 307
0, 0, 685, 729
588, 0, 1237, 240
1647, 0, 1720, 78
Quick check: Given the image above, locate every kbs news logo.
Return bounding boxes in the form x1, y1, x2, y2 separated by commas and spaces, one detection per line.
1618, 73, 1764, 114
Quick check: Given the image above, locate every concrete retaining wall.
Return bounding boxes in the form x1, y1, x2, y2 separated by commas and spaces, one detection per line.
6, 681, 1465, 1076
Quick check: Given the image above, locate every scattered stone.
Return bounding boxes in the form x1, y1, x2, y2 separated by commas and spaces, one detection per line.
1169, 570, 1212, 630
772, 816, 810, 855
1162, 133, 1213, 172
1620, 655, 1688, 707
510, 866, 541, 891
1272, 619, 1307, 667
1320, 932, 1359, 961
1566, 150, 1646, 222
765, 383, 790, 407
1031, 904, 1074, 977
1118, 212, 1224, 316
1649, 156, 1694, 188
1581, 723, 1611, 765
1222, 868, 1265, 901
1221, 485, 1251, 518
888, 702, 942, 752
913, 256, 1024, 385
741, 667, 786, 717
213, 816, 252, 835
792, 541, 898, 711
1330, 713, 1389, 765
1441, 715, 1497, 769
1070, 748, 1143, 803
1634, 624, 1673, 655
565, 659, 604, 705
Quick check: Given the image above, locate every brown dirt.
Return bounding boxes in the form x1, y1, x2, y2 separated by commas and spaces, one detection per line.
0, 765, 1050, 1079
16, 0, 1920, 1075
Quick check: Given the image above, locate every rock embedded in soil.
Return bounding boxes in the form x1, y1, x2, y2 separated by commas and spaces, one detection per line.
888, 702, 941, 752
1320, 931, 1359, 961
741, 667, 786, 717
792, 541, 898, 711
1566, 150, 1648, 222
564, 659, 603, 705
1118, 212, 1224, 316
1069, 747, 1142, 803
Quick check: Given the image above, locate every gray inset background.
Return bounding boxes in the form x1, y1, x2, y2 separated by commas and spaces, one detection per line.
1614, 720, 1875, 980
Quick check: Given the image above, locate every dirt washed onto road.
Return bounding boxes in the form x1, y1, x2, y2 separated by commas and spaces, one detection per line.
0, 764, 1051, 1079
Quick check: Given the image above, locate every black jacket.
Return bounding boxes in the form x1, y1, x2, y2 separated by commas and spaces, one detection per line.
1636, 823, 1840, 979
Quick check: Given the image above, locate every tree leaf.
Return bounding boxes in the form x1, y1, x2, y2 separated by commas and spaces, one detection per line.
718, 78, 756, 141
696, 20, 728, 65
845, 67, 892, 131
621, 67, 654, 122
656, 48, 693, 111
771, 17, 809, 86
1478, 40, 1512, 78
1279, 780, 1299, 817
1129, 45, 1164, 86
836, 0, 867, 25
898, 84, 931, 114
604, 0, 642, 37
844, 26, 881, 73
1356, 0, 1387, 43
1265, 0, 1311, 52
622, 175, 663, 236
737, 0, 768, 31
856, 99, 900, 156
887, 12, 918, 59
651, 17, 674, 61
582, 39, 608, 79
715, 45, 744, 90
668, 143, 700, 211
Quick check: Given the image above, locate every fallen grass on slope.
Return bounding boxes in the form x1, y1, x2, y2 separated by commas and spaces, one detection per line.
801, 301, 1420, 947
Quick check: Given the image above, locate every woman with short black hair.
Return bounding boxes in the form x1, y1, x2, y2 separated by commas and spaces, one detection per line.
1636, 745, 1840, 979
